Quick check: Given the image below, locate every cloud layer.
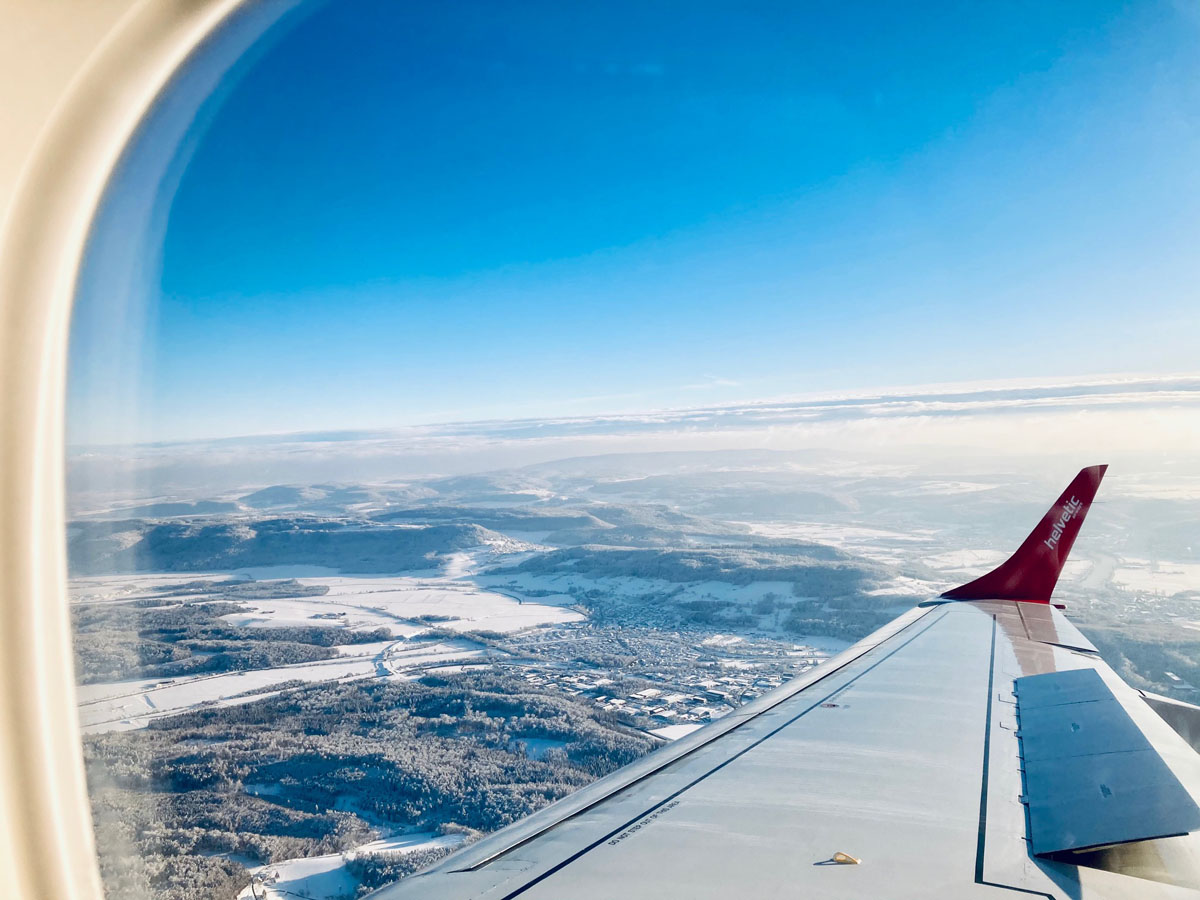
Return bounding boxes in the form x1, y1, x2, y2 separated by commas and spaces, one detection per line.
68, 374, 1200, 501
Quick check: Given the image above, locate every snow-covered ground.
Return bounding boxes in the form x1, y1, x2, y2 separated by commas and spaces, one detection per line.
77, 656, 380, 733
69, 572, 236, 604
893, 481, 999, 496
235, 832, 465, 900
222, 565, 583, 636
921, 549, 1092, 584
700, 634, 745, 647
920, 549, 1007, 573
73, 553, 583, 733
740, 521, 938, 554
77, 634, 510, 734
1111, 559, 1200, 595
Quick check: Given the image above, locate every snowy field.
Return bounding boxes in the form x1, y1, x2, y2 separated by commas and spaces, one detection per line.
234, 832, 466, 900
921, 549, 1092, 579
70, 572, 236, 604
737, 520, 949, 596
920, 549, 1008, 573
1111, 559, 1200, 595
73, 554, 583, 733
218, 578, 581, 635
741, 521, 939, 559
71, 555, 583, 636
221, 555, 583, 635
77, 654, 380, 733
76, 637, 495, 733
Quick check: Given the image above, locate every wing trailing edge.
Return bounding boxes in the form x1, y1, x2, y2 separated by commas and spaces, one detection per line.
940, 465, 1107, 604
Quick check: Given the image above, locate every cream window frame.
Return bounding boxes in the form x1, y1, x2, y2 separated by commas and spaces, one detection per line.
0, 2, 292, 896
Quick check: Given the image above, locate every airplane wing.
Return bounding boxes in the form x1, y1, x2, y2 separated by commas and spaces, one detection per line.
372, 466, 1200, 900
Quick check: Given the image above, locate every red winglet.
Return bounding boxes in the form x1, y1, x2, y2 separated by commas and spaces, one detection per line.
940, 465, 1107, 604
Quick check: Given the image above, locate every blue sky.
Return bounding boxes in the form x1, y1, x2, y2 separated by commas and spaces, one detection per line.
69, 0, 1200, 444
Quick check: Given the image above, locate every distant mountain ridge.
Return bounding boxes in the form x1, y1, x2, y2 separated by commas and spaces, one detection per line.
69, 517, 504, 574
373, 506, 607, 532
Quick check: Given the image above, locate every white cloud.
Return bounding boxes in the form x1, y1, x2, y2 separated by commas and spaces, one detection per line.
68, 373, 1200, 499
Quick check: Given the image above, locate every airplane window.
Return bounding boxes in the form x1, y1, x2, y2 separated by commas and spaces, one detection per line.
66, 2, 1200, 899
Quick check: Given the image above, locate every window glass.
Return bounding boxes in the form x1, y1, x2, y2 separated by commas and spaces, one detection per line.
69, 2, 1200, 898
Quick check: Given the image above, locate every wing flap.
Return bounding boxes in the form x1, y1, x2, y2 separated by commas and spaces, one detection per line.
1016, 669, 1200, 855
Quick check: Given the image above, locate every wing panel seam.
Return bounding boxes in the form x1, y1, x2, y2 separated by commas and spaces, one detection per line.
974, 614, 1057, 899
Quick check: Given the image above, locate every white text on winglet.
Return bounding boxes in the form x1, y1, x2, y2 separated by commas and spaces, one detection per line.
1043, 496, 1083, 552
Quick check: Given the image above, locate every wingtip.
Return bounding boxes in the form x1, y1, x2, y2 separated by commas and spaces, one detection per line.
939, 465, 1107, 604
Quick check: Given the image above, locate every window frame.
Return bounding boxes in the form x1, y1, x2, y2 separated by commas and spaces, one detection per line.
0, 3, 286, 895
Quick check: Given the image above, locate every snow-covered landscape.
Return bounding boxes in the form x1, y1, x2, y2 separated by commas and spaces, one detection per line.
234, 833, 465, 900
73, 557, 582, 733
69, 449, 1200, 900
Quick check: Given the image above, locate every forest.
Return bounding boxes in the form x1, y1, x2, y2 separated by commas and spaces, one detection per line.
69, 517, 501, 574
72, 580, 390, 683
85, 672, 656, 900
502, 544, 878, 588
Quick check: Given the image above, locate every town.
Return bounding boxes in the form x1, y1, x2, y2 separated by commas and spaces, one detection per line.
495, 622, 834, 738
